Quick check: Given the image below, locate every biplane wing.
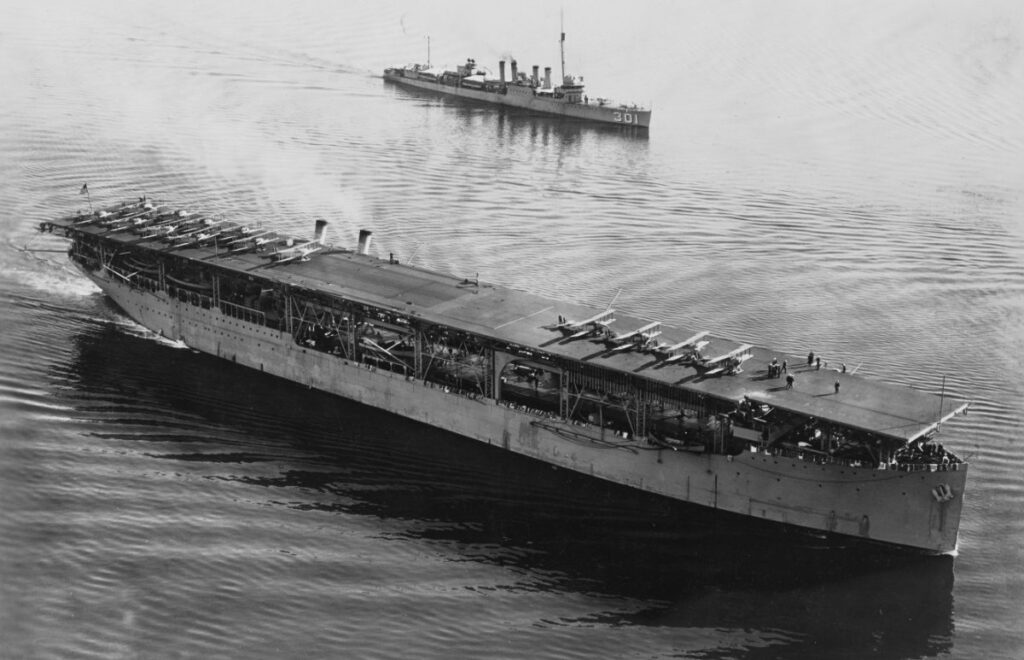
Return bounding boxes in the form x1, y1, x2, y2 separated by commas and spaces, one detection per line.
605, 321, 661, 345
264, 219, 328, 263
656, 331, 711, 361
701, 344, 754, 375
266, 241, 323, 263
667, 331, 710, 352
226, 229, 273, 245
169, 220, 227, 246
662, 340, 710, 364
549, 309, 617, 340
602, 321, 662, 353
548, 309, 616, 331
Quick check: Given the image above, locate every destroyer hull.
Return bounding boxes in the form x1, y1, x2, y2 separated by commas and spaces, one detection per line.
85, 266, 964, 554
383, 72, 651, 128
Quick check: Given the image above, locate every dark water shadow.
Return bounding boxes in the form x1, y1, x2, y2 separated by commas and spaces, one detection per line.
60, 319, 954, 658
383, 78, 651, 144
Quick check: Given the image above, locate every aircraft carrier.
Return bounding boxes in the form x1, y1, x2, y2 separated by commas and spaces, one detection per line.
384, 32, 651, 129
40, 198, 969, 554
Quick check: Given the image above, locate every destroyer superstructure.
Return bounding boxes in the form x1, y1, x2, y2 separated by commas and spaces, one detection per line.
384, 31, 651, 128
41, 198, 968, 553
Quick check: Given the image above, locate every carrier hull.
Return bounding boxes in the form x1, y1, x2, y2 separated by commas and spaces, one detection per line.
82, 264, 965, 554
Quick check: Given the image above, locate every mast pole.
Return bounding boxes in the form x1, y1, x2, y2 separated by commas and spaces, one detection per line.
427, 35, 431, 67
560, 11, 565, 83
939, 374, 946, 421
80, 183, 92, 213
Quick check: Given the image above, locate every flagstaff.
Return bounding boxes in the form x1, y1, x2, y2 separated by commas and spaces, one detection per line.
79, 183, 92, 213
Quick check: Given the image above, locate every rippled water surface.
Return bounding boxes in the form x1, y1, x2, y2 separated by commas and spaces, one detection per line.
2, 1, 1023, 657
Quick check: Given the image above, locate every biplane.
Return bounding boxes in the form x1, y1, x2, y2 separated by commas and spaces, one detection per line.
652, 330, 711, 364
266, 241, 324, 264
699, 344, 754, 376
133, 211, 189, 237
601, 321, 662, 353
156, 217, 211, 242
168, 220, 227, 247
94, 210, 125, 227
174, 224, 228, 249
264, 219, 328, 264
225, 229, 275, 252
102, 205, 164, 232
219, 225, 256, 242
545, 309, 617, 341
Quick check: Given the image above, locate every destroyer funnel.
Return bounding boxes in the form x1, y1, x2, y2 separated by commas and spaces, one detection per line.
314, 219, 328, 245
357, 229, 373, 255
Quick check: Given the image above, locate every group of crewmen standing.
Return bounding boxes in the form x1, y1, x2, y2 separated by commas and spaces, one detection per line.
766, 351, 846, 394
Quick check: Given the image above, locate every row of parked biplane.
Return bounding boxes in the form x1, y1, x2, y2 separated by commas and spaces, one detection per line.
74, 199, 326, 265
546, 309, 752, 376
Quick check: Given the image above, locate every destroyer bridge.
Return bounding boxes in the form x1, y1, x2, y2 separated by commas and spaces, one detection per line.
41, 198, 970, 553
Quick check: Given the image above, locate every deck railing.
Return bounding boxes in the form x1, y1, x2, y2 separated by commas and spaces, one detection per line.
749, 444, 963, 472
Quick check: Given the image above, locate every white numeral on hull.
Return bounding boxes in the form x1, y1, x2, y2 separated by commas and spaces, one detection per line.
612, 111, 638, 124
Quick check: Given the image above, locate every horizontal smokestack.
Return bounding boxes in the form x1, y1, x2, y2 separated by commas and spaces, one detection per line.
357, 229, 373, 255
314, 219, 328, 245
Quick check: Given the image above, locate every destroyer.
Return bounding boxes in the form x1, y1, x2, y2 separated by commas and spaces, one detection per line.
384, 31, 651, 129
41, 197, 968, 553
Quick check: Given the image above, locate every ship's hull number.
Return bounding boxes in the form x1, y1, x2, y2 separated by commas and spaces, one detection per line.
613, 111, 636, 124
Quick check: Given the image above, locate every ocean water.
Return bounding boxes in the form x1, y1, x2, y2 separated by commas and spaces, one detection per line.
1, 0, 1022, 657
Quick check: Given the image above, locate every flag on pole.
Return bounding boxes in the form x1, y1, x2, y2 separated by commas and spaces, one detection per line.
80, 182, 93, 213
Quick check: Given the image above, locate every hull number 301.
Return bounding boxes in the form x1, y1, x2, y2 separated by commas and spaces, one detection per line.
613, 111, 638, 124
